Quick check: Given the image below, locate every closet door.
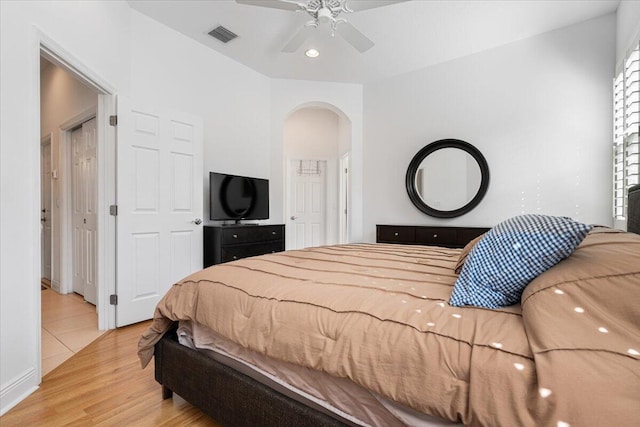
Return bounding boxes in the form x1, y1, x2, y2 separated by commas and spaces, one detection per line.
71, 118, 97, 305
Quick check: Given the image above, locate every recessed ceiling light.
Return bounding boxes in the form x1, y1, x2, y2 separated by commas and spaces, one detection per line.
305, 49, 319, 58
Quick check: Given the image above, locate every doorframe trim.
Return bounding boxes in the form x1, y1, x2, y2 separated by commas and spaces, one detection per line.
34, 29, 117, 344
339, 152, 350, 244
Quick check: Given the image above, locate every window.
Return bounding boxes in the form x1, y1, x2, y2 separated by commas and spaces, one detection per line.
613, 41, 640, 220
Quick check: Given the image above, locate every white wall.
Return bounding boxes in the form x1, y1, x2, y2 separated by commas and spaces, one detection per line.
338, 114, 352, 156
363, 14, 616, 242
1, 1, 273, 415
129, 11, 271, 227
40, 60, 99, 137
270, 79, 364, 242
0, 0, 131, 414
40, 59, 99, 292
616, 0, 640, 63
285, 108, 340, 159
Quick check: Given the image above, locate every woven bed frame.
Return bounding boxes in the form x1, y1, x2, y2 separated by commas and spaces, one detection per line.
627, 184, 640, 234
154, 187, 640, 426
155, 327, 348, 426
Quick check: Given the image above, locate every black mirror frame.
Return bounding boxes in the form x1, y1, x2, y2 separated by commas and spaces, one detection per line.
405, 139, 490, 218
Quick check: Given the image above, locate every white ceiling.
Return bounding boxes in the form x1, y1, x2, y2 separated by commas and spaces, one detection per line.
128, 0, 619, 84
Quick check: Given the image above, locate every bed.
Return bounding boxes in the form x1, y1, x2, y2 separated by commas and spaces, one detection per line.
139, 192, 640, 426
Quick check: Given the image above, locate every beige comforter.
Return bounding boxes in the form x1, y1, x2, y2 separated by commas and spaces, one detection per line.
138, 228, 640, 426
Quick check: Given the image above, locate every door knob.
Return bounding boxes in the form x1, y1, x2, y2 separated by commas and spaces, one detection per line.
290, 216, 297, 220
193, 218, 202, 225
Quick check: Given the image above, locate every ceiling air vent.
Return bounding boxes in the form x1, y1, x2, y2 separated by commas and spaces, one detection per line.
208, 25, 238, 44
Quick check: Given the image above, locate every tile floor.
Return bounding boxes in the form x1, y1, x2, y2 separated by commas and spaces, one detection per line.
41, 288, 106, 376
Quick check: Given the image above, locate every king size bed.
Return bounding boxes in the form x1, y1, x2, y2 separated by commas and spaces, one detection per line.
138, 186, 640, 427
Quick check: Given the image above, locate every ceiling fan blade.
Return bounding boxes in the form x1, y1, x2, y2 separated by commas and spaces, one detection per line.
236, 0, 302, 11
281, 25, 316, 53
334, 21, 374, 53
343, 0, 407, 12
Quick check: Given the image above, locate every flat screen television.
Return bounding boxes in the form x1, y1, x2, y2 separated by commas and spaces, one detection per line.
209, 172, 269, 221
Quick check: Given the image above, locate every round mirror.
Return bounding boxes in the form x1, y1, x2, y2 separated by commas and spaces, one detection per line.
406, 139, 489, 218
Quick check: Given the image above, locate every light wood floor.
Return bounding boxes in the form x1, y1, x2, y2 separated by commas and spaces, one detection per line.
41, 288, 106, 376
1, 321, 220, 426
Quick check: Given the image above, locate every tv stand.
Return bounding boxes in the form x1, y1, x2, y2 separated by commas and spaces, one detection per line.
204, 224, 285, 267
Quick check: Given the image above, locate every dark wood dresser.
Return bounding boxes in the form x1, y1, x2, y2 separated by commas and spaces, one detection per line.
204, 224, 285, 267
376, 225, 490, 248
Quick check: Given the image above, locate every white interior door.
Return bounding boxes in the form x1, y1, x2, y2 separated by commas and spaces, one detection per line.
41, 140, 52, 280
71, 126, 84, 296
71, 118, 98, 305
116, 97, 203, 327
287, 160, 327, 250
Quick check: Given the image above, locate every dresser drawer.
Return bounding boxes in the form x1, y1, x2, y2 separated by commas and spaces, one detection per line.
376, 225, 490, 248
376, 226, 416, 243
456, 228, 487, 246
221, 226, 283, 244
205, 225, 286, 267
415, 228, 457, 246
221, 241, 284, 263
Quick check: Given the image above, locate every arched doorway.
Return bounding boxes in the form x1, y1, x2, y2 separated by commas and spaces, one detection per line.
283, 104, 352, 249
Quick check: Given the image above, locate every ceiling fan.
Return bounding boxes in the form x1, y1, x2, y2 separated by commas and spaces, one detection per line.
236, 0, 403, 53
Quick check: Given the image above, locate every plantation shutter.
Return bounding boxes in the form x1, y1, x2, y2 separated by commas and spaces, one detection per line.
613, 42, 640, 220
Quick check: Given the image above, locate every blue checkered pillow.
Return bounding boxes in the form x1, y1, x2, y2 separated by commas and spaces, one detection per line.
449, 215, 592, 308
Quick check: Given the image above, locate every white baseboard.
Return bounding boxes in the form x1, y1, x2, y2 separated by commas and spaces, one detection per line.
0, 368, 39, 416
52, 279, 61, 292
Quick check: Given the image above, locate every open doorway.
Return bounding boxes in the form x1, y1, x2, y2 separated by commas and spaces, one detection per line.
39, 56, 105, 375
284, 106, 351, 249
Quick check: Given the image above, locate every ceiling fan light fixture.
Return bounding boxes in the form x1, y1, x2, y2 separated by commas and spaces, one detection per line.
237, 0, 378, 54
305, 48, 320, 58
317, 7, 332, 24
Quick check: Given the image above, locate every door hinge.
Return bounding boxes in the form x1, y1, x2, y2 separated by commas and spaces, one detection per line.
110, 294, 118, 305
109, 115, 118, 126
109, 205, 118, 216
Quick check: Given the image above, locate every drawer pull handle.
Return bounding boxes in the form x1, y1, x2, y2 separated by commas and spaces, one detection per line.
394, 232, 399, 236
433, 234, 438, 238
272, 231, 276, 235
233, 256, 237, 259
233, 234, 238, 238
